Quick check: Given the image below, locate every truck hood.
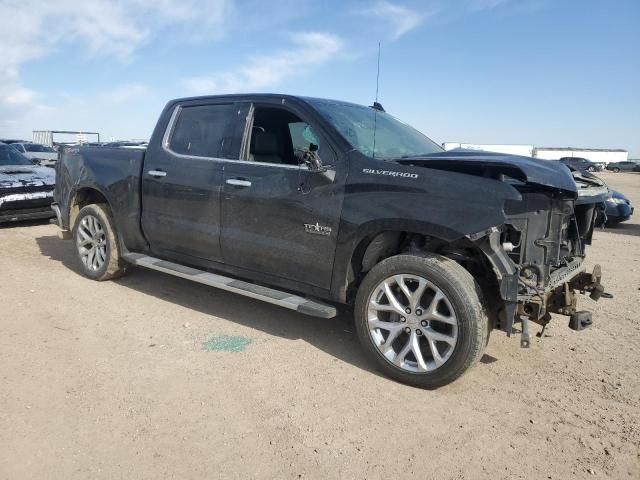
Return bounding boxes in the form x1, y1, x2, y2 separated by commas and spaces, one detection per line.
394, 149, 578, 195
569, 166, 610, 205
0, 165, 55, 189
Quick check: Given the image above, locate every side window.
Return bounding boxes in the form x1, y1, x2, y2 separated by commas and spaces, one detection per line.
247, 106, 322, 166
169, 104, 233, 158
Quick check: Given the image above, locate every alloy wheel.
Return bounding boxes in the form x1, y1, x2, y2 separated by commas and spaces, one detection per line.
76, 214, 107, 271
367, 274, 458, 373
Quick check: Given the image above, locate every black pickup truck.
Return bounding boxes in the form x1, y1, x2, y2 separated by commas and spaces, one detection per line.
52, 94, 610, 387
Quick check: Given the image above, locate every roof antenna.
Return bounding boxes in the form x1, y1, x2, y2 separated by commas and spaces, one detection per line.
371, 42, 385, 112
371, 41, 384, 159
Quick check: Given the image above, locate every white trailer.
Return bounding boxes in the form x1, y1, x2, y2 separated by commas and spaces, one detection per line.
443, 143, 629, 165
533, 148, 628, 164
443, 143, 535, 157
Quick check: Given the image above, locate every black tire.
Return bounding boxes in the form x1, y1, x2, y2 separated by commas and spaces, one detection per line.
72, 203, 128, 281
354, 254, 488, 388
612, 167, 620, 173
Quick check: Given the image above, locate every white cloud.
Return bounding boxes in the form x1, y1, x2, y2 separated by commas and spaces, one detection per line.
184, 32, 343, 94
0, 69, 34, 107
0, 0, 230, 136
466, 0, 510, 11
99, 84, 150, 105
361, 1, 425, 40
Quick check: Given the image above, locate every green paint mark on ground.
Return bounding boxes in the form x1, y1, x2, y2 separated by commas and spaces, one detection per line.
201, 335, 252, 352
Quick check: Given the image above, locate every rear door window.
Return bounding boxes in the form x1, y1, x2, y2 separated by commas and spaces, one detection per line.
169, 104, 234, 159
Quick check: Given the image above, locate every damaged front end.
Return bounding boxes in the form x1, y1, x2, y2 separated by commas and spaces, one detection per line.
393, 149, 612, 347
471, 174, 611, 347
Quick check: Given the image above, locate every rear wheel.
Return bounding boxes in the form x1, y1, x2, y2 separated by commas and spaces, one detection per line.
354, 254, 488, 388
73, 203, 128, 281
612, 167, 620, 173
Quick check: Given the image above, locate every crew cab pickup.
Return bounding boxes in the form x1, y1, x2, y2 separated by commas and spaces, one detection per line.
52, 94, 610, 387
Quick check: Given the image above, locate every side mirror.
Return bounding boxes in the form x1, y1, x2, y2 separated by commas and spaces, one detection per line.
303, 143, 323, 171
302, 143, 335, 181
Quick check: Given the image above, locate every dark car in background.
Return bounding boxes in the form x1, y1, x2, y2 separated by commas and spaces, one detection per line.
11, 143, 59, 167
0, 142, 56, 224
605, 190, 634, 225
606, 160, 640, 173
558, 157, 604, 172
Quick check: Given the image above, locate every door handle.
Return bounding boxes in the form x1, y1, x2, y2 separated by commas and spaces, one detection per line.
226, 179, 252, 187
148, 170, 167, 178
147, 170, 167, 178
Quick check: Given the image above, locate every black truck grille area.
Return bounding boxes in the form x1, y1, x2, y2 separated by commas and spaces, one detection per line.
0, 188, 54, 212
504, 192, 582, 288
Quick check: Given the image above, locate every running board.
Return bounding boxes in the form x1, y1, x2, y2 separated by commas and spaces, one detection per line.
122, 253, 337, 319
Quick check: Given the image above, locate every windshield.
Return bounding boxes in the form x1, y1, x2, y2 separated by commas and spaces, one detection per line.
0, 144, 32, 166
24, 144, 55, 153
309, 100, 443, 160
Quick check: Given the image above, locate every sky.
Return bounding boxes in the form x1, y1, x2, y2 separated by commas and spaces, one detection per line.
1, 0, 638, 155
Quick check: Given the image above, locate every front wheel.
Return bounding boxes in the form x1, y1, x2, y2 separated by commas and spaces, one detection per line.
73, 203, 128, 281
354, 254, 488, 388
612, 167, 620, 173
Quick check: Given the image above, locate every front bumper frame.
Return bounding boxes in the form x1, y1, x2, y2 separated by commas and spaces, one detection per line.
474, 229, 609, 343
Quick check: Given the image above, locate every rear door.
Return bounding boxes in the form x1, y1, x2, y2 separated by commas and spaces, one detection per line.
219, 100, 347, 290
141, 101, 242, 261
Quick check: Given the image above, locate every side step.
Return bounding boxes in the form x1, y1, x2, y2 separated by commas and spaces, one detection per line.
122, 253, 337, 319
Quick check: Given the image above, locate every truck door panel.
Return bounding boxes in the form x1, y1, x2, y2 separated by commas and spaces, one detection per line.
220, 103, 346, 290
141, 102, 239, 261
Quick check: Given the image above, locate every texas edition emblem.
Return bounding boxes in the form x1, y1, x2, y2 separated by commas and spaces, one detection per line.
304, 222, 332, 236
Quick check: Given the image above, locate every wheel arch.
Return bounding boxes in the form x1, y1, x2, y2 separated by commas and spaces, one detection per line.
67, 185, 112, 229
332, 220, 499, 304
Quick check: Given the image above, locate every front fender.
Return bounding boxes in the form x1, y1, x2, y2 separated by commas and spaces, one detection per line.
329, 153, 521, 301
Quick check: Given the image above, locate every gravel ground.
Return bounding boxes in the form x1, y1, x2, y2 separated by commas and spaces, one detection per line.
1, 171, 638, 480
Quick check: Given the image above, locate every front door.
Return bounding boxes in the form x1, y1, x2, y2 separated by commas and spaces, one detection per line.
220, 102, 346, 290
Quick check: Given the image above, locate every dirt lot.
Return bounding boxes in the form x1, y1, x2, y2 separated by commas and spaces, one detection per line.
1, 171, 638, 480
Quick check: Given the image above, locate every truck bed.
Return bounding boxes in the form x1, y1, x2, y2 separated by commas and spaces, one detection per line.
55, 146, 147, 250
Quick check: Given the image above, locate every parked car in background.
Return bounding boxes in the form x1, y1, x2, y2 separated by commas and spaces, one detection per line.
558, 157, 604, 172
606, 160, 640, 173
52, 142, 83, 151
11, 143, 59, 167
605, 190, 634, 225
103, 141, 148, 149
0, 142, 56, 224
0, 139, 29, 145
